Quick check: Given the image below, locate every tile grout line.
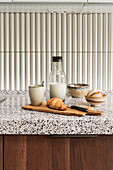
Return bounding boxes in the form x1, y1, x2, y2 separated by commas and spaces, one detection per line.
0, 51, 113, 53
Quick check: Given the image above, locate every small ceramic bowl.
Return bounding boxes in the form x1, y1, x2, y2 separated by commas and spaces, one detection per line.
85, 94, 107, 107
67, 84, 89, 98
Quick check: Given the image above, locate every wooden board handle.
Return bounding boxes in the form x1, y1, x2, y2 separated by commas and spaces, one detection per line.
87, 110, 104, 116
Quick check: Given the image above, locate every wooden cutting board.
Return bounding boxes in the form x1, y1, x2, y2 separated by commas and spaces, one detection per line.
22, 102, 103, 116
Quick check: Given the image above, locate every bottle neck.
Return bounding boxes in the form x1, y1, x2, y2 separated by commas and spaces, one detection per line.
52, 61, 63, 72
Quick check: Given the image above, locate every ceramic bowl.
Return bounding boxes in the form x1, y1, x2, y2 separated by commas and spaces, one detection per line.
67, 84, 89, 98
85, 94, 107, 107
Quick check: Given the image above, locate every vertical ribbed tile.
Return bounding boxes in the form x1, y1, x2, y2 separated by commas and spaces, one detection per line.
41, 13, 46, 88
36, 13, 41, 85
92, 14, 97, 89
20, 13, 25, 52
72, 13, 77, 83
9, 13, 15, 90
4, 13, 9, 90
108, 14, 113, 90
26, 13, 30, 52
56, 13, 61, 56
25, 13, 30, 90
52, 13, 56, 56
15, 13, 20, 90
30, 13, 35, 85
77, 14, 82, 83
67, 13, 72, 84
15, 13, 20, 52
0, 13, 4, 90
46, 13, 51, 90
5, 13, 9, 52
20, 13, 25, 90
87, 14, 92, 90
97, 13, 103, 90
31, 13, 35, 52
0, 13, 4, 52
0, 53, 4, 90
10, 13, 14, 52
46, 13, 51, 53
0, 12, 113, 91
62, 13, 67, 75
82, 14, 87, 84
103, 13, 108, 90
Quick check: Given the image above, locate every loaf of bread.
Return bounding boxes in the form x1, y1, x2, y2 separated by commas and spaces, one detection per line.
47, 98, 67, 111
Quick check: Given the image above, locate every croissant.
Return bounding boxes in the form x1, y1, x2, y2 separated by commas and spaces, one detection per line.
47, 98, 67, 111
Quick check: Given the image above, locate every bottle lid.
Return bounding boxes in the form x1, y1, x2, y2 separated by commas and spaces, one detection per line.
52, 56, 62, 62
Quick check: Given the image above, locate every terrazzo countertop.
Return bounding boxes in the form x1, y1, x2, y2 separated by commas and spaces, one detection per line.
0, 90, 113, 135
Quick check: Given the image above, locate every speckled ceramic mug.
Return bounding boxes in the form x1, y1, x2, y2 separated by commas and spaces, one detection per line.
29, 85, 44, 106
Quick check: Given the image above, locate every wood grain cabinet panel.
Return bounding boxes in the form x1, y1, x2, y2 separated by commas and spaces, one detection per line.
4, 135, 27, 170
3, 135, 113, 170
51, 137, 70, 170
27, 135, 51, 170
0, 136, 2, 170
4, 135, 51, 170
70, 137, 101, 170
100, 136, 113, 170
70, 136, 113, 170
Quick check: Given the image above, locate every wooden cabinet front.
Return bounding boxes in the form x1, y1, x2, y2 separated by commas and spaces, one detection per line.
0, 136, 2, 170
3, 135, 113, 170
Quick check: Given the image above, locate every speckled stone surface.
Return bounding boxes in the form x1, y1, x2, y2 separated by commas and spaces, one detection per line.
0, 90, 113, 135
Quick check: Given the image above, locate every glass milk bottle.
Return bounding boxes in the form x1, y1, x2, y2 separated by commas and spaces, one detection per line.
49, 56, 66, 101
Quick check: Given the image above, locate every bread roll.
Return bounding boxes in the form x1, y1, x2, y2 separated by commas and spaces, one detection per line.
87, 89, 103, 97
47, 98, 67, 111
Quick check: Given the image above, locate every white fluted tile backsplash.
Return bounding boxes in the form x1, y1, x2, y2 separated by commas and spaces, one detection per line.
0, 13, 113, 90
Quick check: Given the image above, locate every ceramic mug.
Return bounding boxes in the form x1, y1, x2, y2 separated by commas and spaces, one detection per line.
29, 85, 44, 106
